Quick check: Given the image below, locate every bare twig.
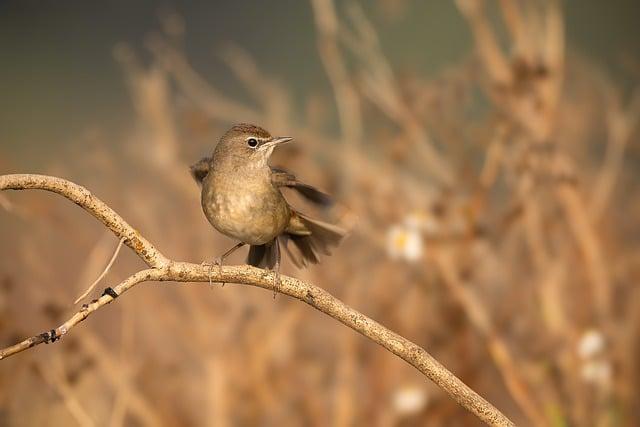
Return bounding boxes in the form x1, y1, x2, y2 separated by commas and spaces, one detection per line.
1, 174, 168, 268
0, 173, 514, 426
74, 237, 125, 304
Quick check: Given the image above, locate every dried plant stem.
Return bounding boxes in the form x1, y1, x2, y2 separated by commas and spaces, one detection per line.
434, 251, 546, 426
310, 0, 363, 190
0, 174, 514, 426
40, 355, 96, 427
74, 237, 125, 304
556, 184, 610, 319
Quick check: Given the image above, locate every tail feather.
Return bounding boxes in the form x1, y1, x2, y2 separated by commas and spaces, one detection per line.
247, 241, 278, 269
247, 244, 267, 268
283, 212, 346, 268
289, 234, 320, 267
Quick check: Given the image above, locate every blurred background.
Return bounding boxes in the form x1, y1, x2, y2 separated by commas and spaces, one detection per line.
1, 0, 639, 425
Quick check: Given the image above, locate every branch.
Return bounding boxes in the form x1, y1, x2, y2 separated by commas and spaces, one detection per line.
1, 174, 168, 268
0, 174, 515, 427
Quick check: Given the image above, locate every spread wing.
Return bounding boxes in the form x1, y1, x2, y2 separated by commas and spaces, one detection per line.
190, 157, 212, 186
270, 167, 334, 207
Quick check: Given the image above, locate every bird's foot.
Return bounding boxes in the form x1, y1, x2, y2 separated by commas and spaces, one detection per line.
214, 256, 226, 287
200, 261, 214, 287
272, 269, 280, 299
201, 259, 224, 287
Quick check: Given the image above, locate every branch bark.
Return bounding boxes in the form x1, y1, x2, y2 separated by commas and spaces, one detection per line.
0, 174, 515, 427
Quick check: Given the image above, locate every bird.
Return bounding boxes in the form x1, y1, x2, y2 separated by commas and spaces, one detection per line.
190, 123, 346, 289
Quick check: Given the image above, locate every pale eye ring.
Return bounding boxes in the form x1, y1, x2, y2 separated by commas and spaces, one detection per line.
247, 138, 258, 148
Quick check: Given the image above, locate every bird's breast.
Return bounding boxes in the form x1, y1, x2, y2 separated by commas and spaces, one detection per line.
202, 172, 289, 245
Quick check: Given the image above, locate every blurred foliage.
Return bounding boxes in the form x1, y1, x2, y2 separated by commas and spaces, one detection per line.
1, 1, 639, 426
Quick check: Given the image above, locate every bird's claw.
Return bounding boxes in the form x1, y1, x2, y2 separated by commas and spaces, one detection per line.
201, 259, 225, 287
214, 257, 226, 287
272, 269, 280, 299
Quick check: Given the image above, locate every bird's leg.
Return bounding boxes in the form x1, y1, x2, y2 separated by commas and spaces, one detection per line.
272, 239, 281, 299
202, 242, 245, 287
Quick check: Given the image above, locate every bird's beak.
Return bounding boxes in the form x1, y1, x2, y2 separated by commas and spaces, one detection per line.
259, 136, 293, 151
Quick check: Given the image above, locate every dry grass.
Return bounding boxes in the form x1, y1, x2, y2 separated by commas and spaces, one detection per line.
1, 1, 639, 425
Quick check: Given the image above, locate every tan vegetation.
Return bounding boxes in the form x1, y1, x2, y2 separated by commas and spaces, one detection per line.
1, 1, 639, 425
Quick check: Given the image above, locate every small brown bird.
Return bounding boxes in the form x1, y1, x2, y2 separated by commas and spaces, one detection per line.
190, 123, 345, 286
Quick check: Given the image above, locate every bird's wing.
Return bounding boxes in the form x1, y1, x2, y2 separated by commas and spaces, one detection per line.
270, 167, 334, 207
190, 157, 212, 186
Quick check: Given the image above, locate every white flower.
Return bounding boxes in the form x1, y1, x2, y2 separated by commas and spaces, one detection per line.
387, 224, 423, 261
577, 329, 605, 360
392, 385, 429, 415
581, 359, 612, 386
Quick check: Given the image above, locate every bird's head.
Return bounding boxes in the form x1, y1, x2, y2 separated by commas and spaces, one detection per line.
214, 123, 293, 168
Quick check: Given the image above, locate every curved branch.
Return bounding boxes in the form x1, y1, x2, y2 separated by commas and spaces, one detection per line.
1, 174, 169, 268
0, 174, 515, 427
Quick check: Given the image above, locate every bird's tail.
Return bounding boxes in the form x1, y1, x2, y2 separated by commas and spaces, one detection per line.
247, 212, 347, 269
247, 242, 278, 269
280, 212, 347, 268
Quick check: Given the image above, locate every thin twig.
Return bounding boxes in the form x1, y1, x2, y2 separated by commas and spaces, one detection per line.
0, 173, 515, 427
74, 237, 125, 304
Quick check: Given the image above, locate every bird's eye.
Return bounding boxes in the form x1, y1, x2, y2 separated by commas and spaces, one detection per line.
247, 138, 258, 148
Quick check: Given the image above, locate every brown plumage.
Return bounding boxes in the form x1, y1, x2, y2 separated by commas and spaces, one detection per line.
190, 123, 345, 278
